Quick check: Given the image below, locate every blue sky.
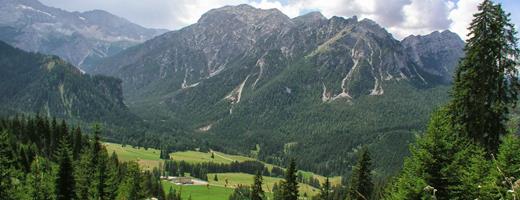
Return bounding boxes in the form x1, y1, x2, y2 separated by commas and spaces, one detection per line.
40, 0, 519, 40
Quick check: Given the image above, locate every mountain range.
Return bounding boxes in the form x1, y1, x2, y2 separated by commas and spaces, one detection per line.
83, 5, 465, 175
0, 0, 167, 68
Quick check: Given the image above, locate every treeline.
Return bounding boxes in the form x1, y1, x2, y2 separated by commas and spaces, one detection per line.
0, 115, 181, 200
163, 160, 280, 180
227, 156, 373, 200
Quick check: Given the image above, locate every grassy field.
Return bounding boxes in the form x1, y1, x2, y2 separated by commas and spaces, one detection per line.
170, 150, 254, 164
208, 172, 319, 197
103, 142, 163, 170
104, 141, 340, 197
162, 180, 234, 200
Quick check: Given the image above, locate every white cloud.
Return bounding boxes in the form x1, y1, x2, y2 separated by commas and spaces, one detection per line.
448, 0, 481, 40
40, 0, 516, 40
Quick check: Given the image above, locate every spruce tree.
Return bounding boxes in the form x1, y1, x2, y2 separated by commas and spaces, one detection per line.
251, 171, 265, 200
282, 159, 299, 200
317, 177, 332, 200
104, 152, 120, 200
0, 131, 22, 200
27, 156, 56, 200
347, 147, 373, 200
493, 134, 520, 198
72, 127, 82, 160
450, 0, 520, 154
55, 137, 75, 200
388, 108, 494, 199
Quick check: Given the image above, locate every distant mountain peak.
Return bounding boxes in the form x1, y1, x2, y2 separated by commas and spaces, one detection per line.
292, 11, 326, 24
198, 4, 291, 25
0, 0, 167, 68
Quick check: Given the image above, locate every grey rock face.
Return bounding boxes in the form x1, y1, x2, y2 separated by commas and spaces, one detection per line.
0, 0, 167, 68
401, 30, 465, 83
91, 5, 463, 101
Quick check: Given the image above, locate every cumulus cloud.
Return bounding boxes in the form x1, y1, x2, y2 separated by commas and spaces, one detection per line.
40, 0, 517, 40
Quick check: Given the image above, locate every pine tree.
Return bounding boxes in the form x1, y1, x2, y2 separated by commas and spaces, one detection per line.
347, 147, 373, 200
116, 162, 143, 200
166, 187, 176, 200
55, 137, 75, 200
388, 108, 494, 199
0, 131, 22, 200
282, 159, 299, 200
449, 0, 520, 154
317, 178, 332, 200
251, 171, 265, 200
104, 152, 120, 200
493, 134, 520, 198
27, 156, 56, 200
72, 126, 82, 160
272, 182, 283, 200
75, 149, 93, 199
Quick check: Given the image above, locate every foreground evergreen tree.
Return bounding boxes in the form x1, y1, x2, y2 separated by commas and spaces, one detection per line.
492, 134, 520, 198
0, 131, 23, 200
251, 171, 265, 200
55, 137, 75, 200
347, 147, 373, 200
450, 0, 520, 154
27, 156, 56, 200
116, 162, 143, 200
388, 109, 494, 199
282, 159, 299, 200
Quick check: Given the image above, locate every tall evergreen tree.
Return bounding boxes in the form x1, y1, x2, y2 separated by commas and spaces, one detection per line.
317, 178, 332, 200
104, 152, 120, 200
116, 162, 143, 200
55, 137, 75, 200
27, 156, 56, 200
0, 131, 22, 200
347, 147, 373, 200
251, 171, 265, 200
72, 126, 82, 160
449, 0, 520, 154
282, 159, 299, 200
388, 108, 493, 199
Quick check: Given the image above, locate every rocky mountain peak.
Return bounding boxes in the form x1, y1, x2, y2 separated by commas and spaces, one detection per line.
401, 30, 465, 82
292, 11, 326, 24
0, 0, 167, 68
198, 4, 291, 26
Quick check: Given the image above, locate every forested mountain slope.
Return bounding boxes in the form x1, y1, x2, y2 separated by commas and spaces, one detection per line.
88, 5, 464, 176
0, 41, 135, 128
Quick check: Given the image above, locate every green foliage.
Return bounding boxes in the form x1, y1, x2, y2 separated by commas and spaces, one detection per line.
55, 137, 75, 200
116, 162, 143, 200
0, 116, 165, 200
492, 134, 520, 199
251, 171, 265, 200
228, 185, 251, 200
449, 0, 520, 154
281, 159, 299, 200
316, 178, 332, 200
27, 156, 56, 200
347, 147, 373, 200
